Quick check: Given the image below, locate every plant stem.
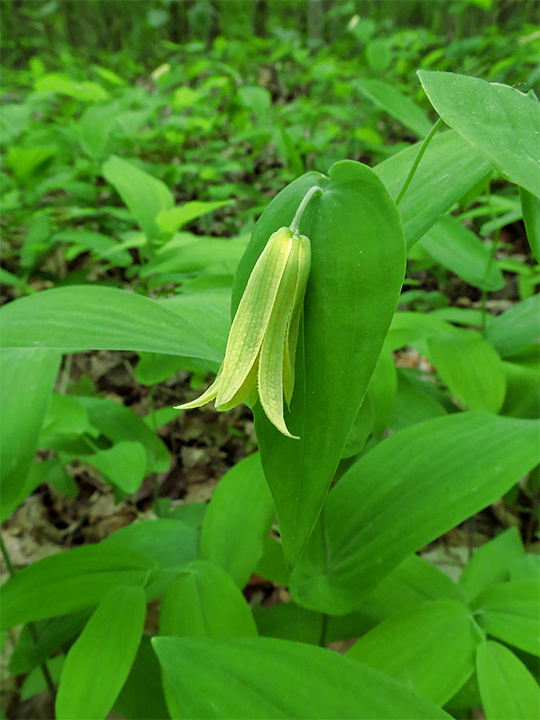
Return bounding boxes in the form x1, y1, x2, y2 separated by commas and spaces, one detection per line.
318, 612, 329, 648
0, 534, 57, 702
395, 118, 444, 207
290, 186, 323, 236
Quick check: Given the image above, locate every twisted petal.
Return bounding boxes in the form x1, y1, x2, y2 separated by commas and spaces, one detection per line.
258, 233, 310, 438
216, 227, 294, 408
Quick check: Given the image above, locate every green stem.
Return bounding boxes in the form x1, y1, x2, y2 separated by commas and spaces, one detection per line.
290, 186, 323, 237
318, 612, 329, 648
0, 534, 57, 702
396, 118, 444, 207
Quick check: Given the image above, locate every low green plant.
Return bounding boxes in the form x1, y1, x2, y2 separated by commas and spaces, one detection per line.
1, 70, 539, 719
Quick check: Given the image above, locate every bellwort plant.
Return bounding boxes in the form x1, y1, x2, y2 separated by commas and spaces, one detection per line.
1, 70, 538, 720
175, 187, 320, 439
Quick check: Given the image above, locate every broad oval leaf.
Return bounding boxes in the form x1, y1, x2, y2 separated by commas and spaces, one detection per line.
152, 635, 451, 719
290, 413, 540, 615
418, 71, 540, 197
347, 600, 478, 706
232, 160, 406, 567
56, 585, 146, 720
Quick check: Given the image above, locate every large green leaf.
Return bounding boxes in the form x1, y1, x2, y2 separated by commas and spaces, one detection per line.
347, 600, 478, 705
374, 130, 492, 247
152, 636, 451, 719
159, 560, 257, 639
355, 79, 433, 137
418, 215, 504, 291
199, 453, 275, 588
476, 641, 540, 720
55, 585, 146, 720
1, 544, 156, 627
232, 161, 406, 567
426, 329, 507, 413
418, 71, 540, 197
0, 285, 220, 361
473, 580, 539, 656
102, 155, 174, 240
0, 349, 61, 521
290, 413, 540, 615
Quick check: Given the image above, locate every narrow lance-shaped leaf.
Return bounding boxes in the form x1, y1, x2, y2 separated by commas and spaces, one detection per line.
0, 285, 221, 362
56, 585, 146, 720
290, 413, 540, 615
153, 636, 452, 720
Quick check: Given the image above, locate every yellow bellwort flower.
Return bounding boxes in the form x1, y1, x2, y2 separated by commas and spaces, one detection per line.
175, 211, 314, 439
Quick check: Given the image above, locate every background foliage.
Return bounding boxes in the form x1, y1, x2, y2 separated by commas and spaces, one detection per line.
1, 1, 539, 719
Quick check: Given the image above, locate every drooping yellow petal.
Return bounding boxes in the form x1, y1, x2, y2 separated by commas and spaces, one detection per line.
172, 185, 320, 438
258, 234, 308, 439
216, 227, 294, 408
283, 233, 311, 407
173, 368, 221, 410
215, 355, 259, 411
